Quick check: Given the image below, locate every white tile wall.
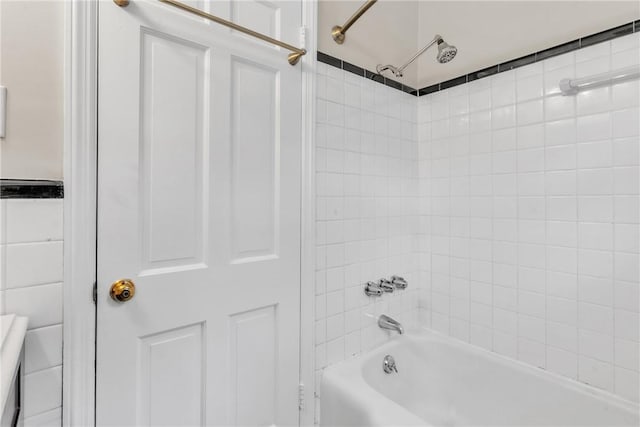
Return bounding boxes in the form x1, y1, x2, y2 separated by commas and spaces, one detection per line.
418, 32, 640, 403
314, 64, 421, 421
0, 199, 64, 426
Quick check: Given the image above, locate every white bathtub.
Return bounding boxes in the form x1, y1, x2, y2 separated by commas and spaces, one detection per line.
321, 330, 639, 426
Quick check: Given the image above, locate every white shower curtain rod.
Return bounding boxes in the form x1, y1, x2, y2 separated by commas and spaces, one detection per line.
560, 65, 640, 95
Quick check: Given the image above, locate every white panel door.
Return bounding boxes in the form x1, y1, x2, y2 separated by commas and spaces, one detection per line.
96, 0, 302, 425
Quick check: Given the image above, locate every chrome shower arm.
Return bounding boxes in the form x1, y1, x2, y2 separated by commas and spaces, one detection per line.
396, 34, 442, 75
376, 34, 455, 78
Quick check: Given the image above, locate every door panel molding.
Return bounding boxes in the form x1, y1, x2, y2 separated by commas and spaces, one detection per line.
139, 29, 209, 273
137, 322, 206, 426
229, 305, 277, 425
229, 56, 280, 263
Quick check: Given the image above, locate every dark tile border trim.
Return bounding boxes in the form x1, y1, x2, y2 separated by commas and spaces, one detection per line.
318, 21, 637, 98
317, 53, 419, 96
1, 179, 64, 199
416, 21, 637, 96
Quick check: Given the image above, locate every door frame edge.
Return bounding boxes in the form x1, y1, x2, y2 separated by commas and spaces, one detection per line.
62, 0, 98, 425
299, 0, 318, 425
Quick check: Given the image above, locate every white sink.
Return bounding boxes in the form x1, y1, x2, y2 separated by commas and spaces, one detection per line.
0, 314, 28, 426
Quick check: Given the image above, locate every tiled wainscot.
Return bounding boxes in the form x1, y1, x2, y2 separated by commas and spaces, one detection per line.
0, 191, 64, 426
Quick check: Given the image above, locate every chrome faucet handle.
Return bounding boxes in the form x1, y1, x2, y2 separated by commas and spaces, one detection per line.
364, 281, 383, 297
383, 355, 398, 374
378, 278, 394, 293
391, 275, 408, 289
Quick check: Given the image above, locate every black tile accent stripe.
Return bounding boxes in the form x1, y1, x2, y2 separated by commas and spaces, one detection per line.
467, 65, 499, 82
440, 75, 467, 90
342, 60, 364, 77
318, 20, 637, 98
1, 179, 64, 199
580, 23, 633, 48
418, 85, 439, 96
400, 84, 418, 96
368, 71, 385, 84
317, 51, 341, 69
402, 85, 418, 96
535, 40, 580, 62
498, 54, 536, 72
317, 52, 418, 96
364, 69, 378, 81
416, 20, 637, 96
385, 78, 403, 91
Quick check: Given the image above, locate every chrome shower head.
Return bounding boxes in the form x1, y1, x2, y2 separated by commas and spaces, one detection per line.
376, 34, 458, 79
436, 38, 457, 63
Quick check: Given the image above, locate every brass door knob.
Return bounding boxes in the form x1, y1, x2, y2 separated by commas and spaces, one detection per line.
110, 279, 136, 302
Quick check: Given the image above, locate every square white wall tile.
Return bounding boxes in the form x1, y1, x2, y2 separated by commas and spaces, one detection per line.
547, 346, 578, 379
24, 324, 63, 374
4, 200, 63, 244
23, 366, 63, 418
579, 356, 614, 393
23, 408, 62, 427
418, 33, 639, 403
4, 282, 63, 329
4, 241, 63, 289
615, 367, 640, 402
0, 197, 65, 420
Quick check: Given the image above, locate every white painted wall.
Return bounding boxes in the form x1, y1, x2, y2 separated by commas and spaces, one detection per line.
0, 0, 64, 180
0, 199, 64, 425
417, 32, 640, 403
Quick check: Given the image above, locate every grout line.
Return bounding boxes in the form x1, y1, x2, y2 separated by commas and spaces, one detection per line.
25, 363, 63, 377
609, 82, 617, 393
489, 122, 495, 352
572, 80, 581, 382
515, 96, 522, 364
466, 131, 471, 343
23, 407, 62, 423
3, 239, 64, 246
4, 281, 63, 292
24, 323, 63, 333
24, 408, 62, 418
541, 78, 549, 370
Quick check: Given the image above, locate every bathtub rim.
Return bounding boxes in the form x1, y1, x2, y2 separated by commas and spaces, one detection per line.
404, 328, 640, 413
320, 327, 639, 426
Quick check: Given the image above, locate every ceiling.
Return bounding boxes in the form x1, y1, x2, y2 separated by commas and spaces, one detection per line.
318, 1, 640, 89
319, 1, 420, 85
